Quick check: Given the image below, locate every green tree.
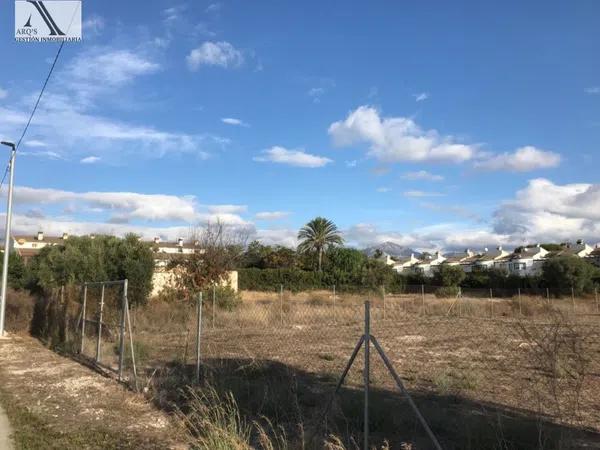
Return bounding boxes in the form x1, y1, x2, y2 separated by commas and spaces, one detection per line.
541, 256, 599, 295
433, 264, 466, 287
27, 235, 154, 305
297, 217, 344, 272
171, 222, 246, 297
0, 252, 28, 290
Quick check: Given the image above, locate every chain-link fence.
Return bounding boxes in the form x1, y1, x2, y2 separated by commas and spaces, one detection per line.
38, 282, 600, 448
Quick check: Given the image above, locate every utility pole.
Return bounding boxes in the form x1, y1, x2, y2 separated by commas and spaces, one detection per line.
0, 141, 16, 337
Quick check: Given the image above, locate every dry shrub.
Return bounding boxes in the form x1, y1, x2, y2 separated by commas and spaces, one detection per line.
516, 310, 595, 424
5, 288, 35, 333
176, 385, 290, 450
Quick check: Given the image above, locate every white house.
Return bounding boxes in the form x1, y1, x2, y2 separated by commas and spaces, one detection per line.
412, 251, 446, 277
473, 246, 510, 271
506, 245, 548, 276
444, 249, 476, 268
12, 231, 71, 263
391, 253, 421, 273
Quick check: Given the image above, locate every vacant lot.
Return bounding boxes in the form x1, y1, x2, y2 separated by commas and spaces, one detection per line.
29, 287, 600, 449
124, 292, 600, 449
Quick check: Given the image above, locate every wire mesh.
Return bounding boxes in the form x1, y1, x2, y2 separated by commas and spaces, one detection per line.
39, 283, 600, 447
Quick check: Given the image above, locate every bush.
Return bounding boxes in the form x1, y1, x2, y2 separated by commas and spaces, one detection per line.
205, 286, 241, 311
433, 264, 465, 287
238, 268, 325, 292
4, 288, 36, 333
435, 286, 460, 298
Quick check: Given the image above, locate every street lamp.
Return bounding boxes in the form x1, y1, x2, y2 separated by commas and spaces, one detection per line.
0, 141, 16, 336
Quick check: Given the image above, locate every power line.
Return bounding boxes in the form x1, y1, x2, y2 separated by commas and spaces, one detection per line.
15, 40, 66, 150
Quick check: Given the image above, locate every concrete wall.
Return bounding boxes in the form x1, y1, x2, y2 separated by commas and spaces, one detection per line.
151, 269, 238, 297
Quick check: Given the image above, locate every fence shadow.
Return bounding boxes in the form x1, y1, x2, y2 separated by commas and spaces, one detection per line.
145, 356, 600, 450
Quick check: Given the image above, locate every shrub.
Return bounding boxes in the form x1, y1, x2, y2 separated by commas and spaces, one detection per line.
206, 286, 241, 311
435, 286, 460, 298
433, 264, 465, 287
4, 288, 36, 333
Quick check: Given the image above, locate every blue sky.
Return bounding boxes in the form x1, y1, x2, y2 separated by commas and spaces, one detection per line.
0, 0, 599, 250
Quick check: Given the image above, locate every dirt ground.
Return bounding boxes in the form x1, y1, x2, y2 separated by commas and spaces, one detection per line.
0, 334, 184, 450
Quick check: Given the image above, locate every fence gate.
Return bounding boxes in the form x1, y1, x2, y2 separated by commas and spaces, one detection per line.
77, 279, 138, 390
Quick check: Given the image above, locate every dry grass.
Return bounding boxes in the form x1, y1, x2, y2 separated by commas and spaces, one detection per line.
45, 288, 600, 448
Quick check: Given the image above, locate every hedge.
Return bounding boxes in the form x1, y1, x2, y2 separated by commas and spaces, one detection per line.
238, 268, 407, 294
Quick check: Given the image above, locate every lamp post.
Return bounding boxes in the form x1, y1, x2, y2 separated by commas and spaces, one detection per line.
0, 141, 16, 336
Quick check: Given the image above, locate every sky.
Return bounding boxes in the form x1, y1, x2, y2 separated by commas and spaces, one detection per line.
0, 0, 599, 251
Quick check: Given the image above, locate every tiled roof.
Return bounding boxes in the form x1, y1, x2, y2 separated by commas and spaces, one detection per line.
13, 235, 65, 244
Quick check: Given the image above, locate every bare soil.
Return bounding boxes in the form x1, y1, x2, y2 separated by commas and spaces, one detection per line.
0, 334, 184, 449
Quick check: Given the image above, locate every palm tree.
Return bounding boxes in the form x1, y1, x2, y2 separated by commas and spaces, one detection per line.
297, 217, 344, 271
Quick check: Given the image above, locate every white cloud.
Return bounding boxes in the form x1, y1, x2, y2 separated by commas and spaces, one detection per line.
329, 106, 476, 163
254, 146, 332, 168
376, 187, 391, 193
12, 186, 199, 222
255, 228, 298, 247
221, 117, 249, 127
186, 41, 244, 70
308, 87, 325, 103
206, 2, 222, 13
255, 211, 290, 220
345, 160, 358, 168
474, 146, 561, 172
67, 49, 160, 88
401, 170, 444, 182
414, 92, 429, 102
0, 47, 223, 162
493, 178, 600, 243
82, 15, 105, 35
19, 150, 63, 160
0, 88, 7, 99
207, 204, 248, 214
80, 156, 101, 164
23, 140, 47, 147
403, 190, 445, 198
584, 87, 600, 95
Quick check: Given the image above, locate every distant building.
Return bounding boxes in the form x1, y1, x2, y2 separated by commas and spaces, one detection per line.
505, 245, 549, 276
7, 231, 237, 295
12, 231, 72, 263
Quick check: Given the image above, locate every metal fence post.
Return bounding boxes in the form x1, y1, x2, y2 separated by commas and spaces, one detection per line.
196, 291, 203, 384
518, 287, 522, 316
95, 284, 105, 363
124, 292, 139, 392
546, 287, 550, 305
421, 284, 425, 315
80, 284, 87, 354
458, 287, 462, 317
364, 301, 370, 450
280, 284, 284, 326
382, 285, 386, 321
212, 284, 216, 329
489, 288, 493, 318
571, 287, 575, 312
118, 279, 128, 381
333, 284, 336, 325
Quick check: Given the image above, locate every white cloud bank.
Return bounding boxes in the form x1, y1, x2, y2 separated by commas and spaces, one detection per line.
0, 47, 227, 161
221, 117, 249, 127
254, 146, 332, 168
329, 106, 561, 172
401, 170, 444, 182
186, 41, 244, 70
329, 106, 476, 163
474, 146, 561, 172
255, 211, 290, 220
